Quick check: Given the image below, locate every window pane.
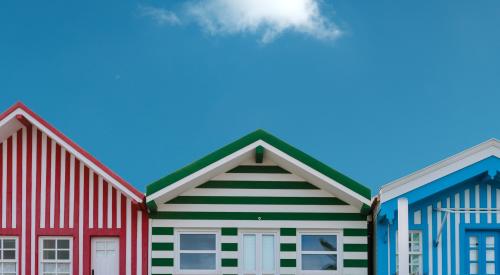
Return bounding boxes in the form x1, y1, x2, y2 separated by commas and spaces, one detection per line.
302, 235, 337, 251
58, 240, 70, 249
262, 235, 275, 272
57, 250, 70, 260
180, 234, 215, 250
3, 240, 15, 249
469, 236, 478, 248
180, 253, 216, 270
487, 263, 495, 274
302, 254, 337, 270
487, 250, 495, 261
43, 263, 57, 272
486, 236, 495, 248
243, 235, 256, 272
43, 250, 56, 260
470, 263, 478, 274
470, 250, 478, 261
44, 240, 56, 249
3, 250, 15, 260
3, 263, 15, 272
57, 263, 70, 272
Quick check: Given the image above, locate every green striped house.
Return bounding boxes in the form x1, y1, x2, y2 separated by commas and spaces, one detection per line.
146, 130, 371, 275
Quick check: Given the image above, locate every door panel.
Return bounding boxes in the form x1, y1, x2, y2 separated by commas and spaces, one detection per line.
465, 231, 499, 275
240, 233, 278, 275
91, 237, 119, 275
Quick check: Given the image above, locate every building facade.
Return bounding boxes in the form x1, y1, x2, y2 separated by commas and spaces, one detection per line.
374, 139, 500, 275
0, 103, 148, 275
146, 130, 371, 275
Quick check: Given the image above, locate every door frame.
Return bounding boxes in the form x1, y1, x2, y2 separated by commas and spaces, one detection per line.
238, 229, 279, 275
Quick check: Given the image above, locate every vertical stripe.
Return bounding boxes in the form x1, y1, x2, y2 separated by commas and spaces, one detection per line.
78, 162, 84, 275
126, 199, 132, 275
63, 151, 70, 229
137, 211, 142, 275
12, 133, 17, 228
89, 171, 94, 228
427, 205, 433, 275
98, 176, 103, 228
102, 180, 108, 229
497, 189, 500, 223
59, 148, 66, 228
2, 141, 7, 228
446, 198, 451, 275
475, 184, 480, 223
21, 129, 27, 275
49, 139, 56, 228
53, 144, 61, 230
93, 173, 98, 228
69, 155, 75, 228
131, 204, 138, 275
30, 127, 37, 275
117, 191, 122, 228
464, 189, 470, 223
387, 223, 390, 275
6, 137, 12, 229
454, 193, 460, 274
107, 182, 112, 229
437, 201, 442, 275
40, 133, 47, 228
487, 184, 492, 223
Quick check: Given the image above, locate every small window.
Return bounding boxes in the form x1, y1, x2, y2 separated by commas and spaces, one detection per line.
177, 232, 217, 273
300, 233, 339, 272
39, 237, 72, 275
396, 231, 422, 275
0, 238, 17, 275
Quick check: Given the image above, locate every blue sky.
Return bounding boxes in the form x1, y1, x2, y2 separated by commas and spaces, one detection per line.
2, 0, 500, 194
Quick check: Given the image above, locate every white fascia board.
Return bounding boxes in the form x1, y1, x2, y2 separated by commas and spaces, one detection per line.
4, 108, 143, 203
148, 139, 371, 208
380, 139, 500, 203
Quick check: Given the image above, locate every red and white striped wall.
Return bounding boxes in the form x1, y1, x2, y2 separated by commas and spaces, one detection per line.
0, 103, 148, 275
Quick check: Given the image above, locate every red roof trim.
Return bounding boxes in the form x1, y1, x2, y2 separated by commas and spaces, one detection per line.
0, 102, 145, 203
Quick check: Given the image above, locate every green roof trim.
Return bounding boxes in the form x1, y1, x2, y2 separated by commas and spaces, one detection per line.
146, 129, 370, 205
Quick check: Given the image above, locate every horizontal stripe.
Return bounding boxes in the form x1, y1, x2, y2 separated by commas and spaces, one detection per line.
152, 227, 174, 235
152, 219, 368, 229
280, 243, 296, 251
166, 196, 347, 205
221, 243, 238, 251
182, 188, 331, 197
198, 181, 318, 189
150, 211, 366, 221
344, 252, 368, 259
280, 259, 296, 267
152, 251, 174, 258
159, 204, 358, 213
151, 258, 173, 267
152, 242, 173, 251
343, 236, 368, 244
221, 227, 238, 235
151, 235, 174, 243
344, 243, 368, 252
344, 228, 368, 236
211, 173, 304, 182
221, 258, 238, 267
227, 165, 290, 174
280, 228, 297, 236
344, 259, 368, 268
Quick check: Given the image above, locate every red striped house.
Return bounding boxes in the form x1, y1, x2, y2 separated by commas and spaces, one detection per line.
0, 102, 148, 275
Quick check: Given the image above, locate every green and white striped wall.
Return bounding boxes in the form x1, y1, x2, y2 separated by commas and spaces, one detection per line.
149, 163, 368, 275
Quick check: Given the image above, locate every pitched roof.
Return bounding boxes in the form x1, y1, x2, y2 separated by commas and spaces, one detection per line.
146, 129, 371, 210
378, 138, 500, 203
0, 102, 144, 203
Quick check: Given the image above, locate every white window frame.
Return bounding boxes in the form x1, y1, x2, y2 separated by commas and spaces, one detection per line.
0, 237, 18, 275
238, 230, 279, 275
39, 236, 73, 275
174, 229, 220, 275
298, 231, 343, 275
396, 230, 422, 275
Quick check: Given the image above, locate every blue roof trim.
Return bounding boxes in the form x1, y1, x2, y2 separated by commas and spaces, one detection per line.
378, 156, 500, 222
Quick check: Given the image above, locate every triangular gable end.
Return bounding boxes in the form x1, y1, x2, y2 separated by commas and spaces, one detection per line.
146, 129, 371, 211
0, 102, 144, 204
379, 138, 500, 204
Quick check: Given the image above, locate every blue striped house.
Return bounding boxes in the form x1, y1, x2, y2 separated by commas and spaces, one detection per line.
374, 139, 500, 275
146, 130, 371, 275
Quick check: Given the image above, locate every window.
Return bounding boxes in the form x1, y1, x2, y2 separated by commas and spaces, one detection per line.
241, 232, 278, 275
0, 238, 17, 275
300, 233, 339, 272
177, 232, 218, 273
39, 237, 72, 275
396, 231, 422, 275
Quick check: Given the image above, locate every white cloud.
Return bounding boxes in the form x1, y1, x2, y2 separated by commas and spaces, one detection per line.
139, 5, 181, 26
141, 0, 341, 43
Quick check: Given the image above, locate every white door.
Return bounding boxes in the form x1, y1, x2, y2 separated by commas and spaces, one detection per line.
91, 237, 119, 275
240, 233, 278, 275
